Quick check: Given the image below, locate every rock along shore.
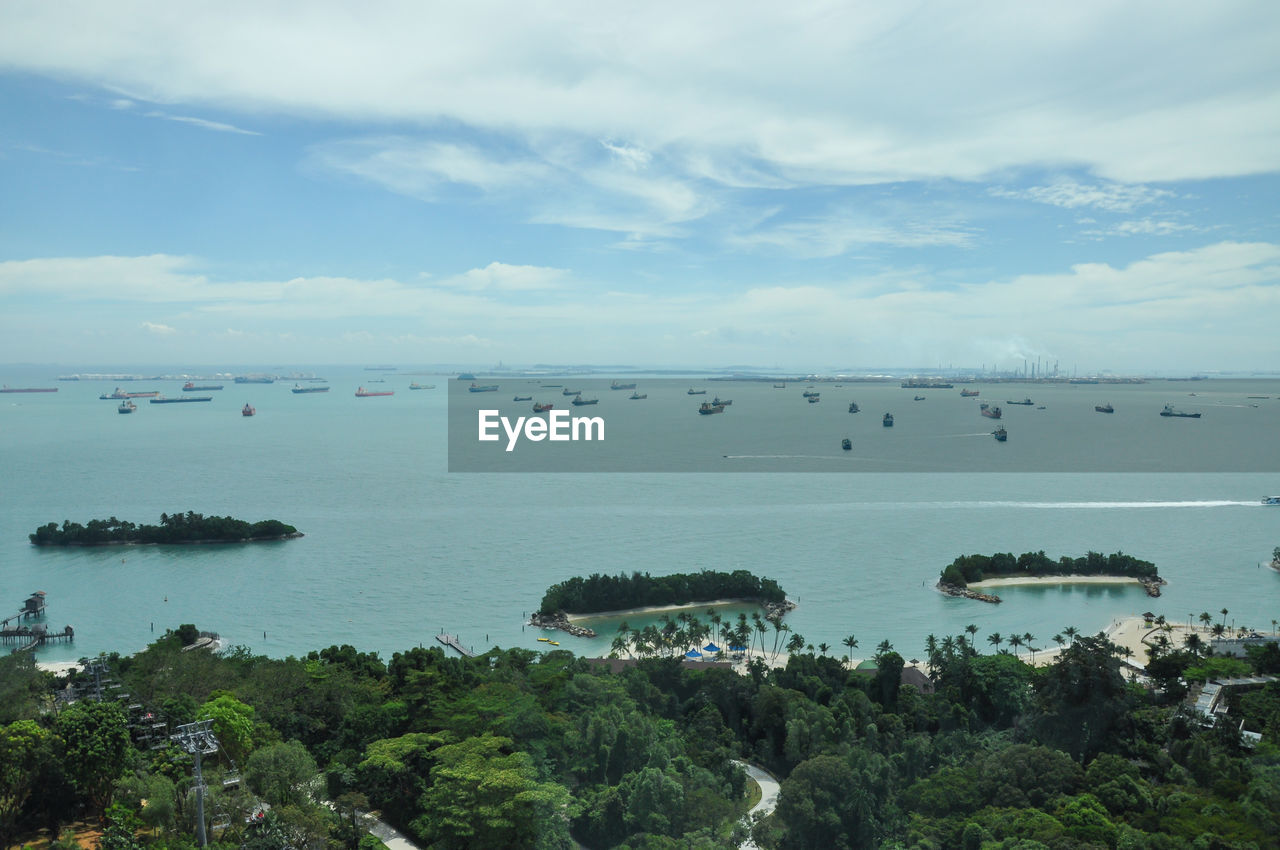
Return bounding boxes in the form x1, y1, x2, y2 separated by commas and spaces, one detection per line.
529, 612, 598, 638
936, 582, 1003, 604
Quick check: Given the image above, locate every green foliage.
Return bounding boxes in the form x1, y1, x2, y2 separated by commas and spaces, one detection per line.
0, 654, 51, 723
97, 802, 144, 850
540, 569, 786, 615
245, 740, 318, 808
198, 693, 256, 763
29, 512, 299, 545
55, 700, 131, 819
939, 550, 1158, 586
1183, 655, 1252, 682
0, 719, 53, 848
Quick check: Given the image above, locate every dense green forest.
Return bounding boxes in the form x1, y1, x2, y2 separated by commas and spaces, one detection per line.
28, 513, 300, 546
940, 551, 1159, 587
539, 569, 787, 616
3, 610, 1279, 850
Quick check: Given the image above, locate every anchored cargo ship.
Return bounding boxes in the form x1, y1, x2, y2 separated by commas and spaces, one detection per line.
355, 387, 394, 397
150, 396, 212, 403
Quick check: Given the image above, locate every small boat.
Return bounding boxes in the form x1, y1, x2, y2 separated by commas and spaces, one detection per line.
183, 382, 223, 391
532, 402, 554, 413
571, 395, 598, 406
563, 388, 580, 396
914, 395, 925, 401
468, 383, 498, 392
711, 397, 732, 406
960, 389, 979, 397
150, 395, 212, 403
981, 405, 1002, 419
629, 392, 647, 400
841, 437, 851, 451
1036, 405, 1046, 409
992, 426, 1007, 442
291, 384, 330, 394
802, 390, 820, 398
117, 400, 136, 414
536, 637, 550, 642
611, 381, 637, 390
1159, 404, 1200, 418
408, 383, 435, 390
513, 395, 532, 401
548, 641, 560, 646
1007, 398, 1033, 405
774, 383, 786, 388
807, 396, 820, 403
355, 387, 394, 397
1262, 497, 1280, 505
698, 402, 725, 415
883, 413, 894, 427
688, 388, 707, 395
848, 402, 859, 413
242, 403, 256, 417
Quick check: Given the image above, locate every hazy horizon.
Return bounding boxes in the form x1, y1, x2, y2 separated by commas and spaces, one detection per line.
2, 3, 1278, 372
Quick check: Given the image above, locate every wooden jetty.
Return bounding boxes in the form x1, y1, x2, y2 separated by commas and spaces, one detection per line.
1, 591, 48, 628
1, 623, 74, 652
435, 632, 476, 658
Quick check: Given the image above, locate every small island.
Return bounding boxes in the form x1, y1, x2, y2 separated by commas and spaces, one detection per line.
937, 550, 1165, 603
29, 512, 302, 546
533, 569, 793, 637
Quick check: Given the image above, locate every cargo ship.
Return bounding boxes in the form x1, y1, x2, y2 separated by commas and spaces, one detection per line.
533, 402, 554, 412
842, 438, 852, 451
291, 384, 330, 393
468, 383, 498, 392
960, 389, 979, 397
242, 403, 256, 417
1, 386, 57, 393
1007, 398, 1033, 405
571, 394, 599, 406
234, 376, 275, 384
698, 402, 725, 414
150, 396, 212, 403
981, 405, 1002, 419
992, 426, 1007, 442
356, 387, 394, 397
101, 388, 160, 399
1095, 403, 1113, 413
883, 413, 894, 426
688, 388, 707, 395
563, 388, 580, 396
902, 380, 952, 388
711, 397, 732, 406
117, 400, 136, 414
611, 381, 637, 390
513, 395, 532, 401
848, 401, 859, 413
629, 392, 647, 400
183, 382, 224, 391
408, 383, 435, 390
1159, 405, 1200, 418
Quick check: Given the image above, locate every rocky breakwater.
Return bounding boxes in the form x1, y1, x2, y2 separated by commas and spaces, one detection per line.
936, 581, 1002, 604
529, 612, 598, 638
764, 599, 798, 618
1139, 576, 1167, 598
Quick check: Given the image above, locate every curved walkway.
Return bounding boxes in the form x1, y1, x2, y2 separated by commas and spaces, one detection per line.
735, 760, 781, 849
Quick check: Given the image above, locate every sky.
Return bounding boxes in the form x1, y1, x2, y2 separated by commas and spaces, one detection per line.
1, 1, 1278, 373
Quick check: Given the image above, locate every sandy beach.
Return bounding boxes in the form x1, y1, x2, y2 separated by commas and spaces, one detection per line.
35, 659, 82, 675
967, 575, 1143, 589
565, 598, 765, 623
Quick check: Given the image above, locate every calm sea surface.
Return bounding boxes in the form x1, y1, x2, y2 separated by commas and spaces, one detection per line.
2, 367, 1278, 666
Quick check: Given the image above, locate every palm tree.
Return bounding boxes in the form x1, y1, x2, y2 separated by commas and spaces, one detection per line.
1220, 607, 1229, 626
1053, 633, 1064, 649
1199, 611, 1213, 631
787, 633, 806, 655
940, 635, 956, 658
1211, 623, 1226, 639
965, 624, 979, 642
1023, 633, 1037, 664
1183, 632, 1203, 654
924, 633, 938, 658
842, 634, 859, 666
987, 632, 1003, 653
1008, 634, 1024, 656
1063, 625, 1078, 646
876, 638, 894, 657
817, 642, 830, 657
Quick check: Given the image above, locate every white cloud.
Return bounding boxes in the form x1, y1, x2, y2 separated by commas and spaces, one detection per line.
990, 180, 1175, 212
2, 2, 1276, 185
442, 262, 567, 292
729, 212, 976, 258
145, 111, 261, 135
141, 321, 176, 334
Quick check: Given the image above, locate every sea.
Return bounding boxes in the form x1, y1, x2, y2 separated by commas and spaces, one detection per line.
2, 366, 1278, 667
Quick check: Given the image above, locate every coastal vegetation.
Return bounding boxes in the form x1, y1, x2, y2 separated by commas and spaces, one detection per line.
28, 512, 300, 546
3, 617, 1279, 849
939, 550, 1159, 587
538, 568, 786, 616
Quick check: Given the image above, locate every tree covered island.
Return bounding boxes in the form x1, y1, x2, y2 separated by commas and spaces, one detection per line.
534, 569, 791, 637
29, 511, 301, 545
938, 550, 1165, 602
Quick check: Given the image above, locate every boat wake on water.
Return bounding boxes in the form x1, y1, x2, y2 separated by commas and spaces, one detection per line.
952, 500, 1256, 510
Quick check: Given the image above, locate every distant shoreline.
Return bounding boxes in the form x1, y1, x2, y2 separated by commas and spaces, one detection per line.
967, 575, 1143, 588
31, 533, 304, 547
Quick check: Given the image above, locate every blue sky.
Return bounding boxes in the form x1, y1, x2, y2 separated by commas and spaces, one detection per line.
1, 2, 1278, 372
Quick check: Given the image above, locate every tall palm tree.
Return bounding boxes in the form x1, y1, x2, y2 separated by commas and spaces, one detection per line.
1008, 634, 1024, 656
924, 633, 938, 658
1063, 625, 1078, 646
987, 632, 1003, 653
965, 624, 979, 642
1220, 607, 1229, 626
843, 634, 859, 666
940, 635, 956, 658
1211, 623, 1226, 639
818, 642, 830, 657
787, 633, 806, 655
1199, 611, 1213, 631
1053, 633, 1064, 649
876, 638, 894, 656
1023, 633, 1037, 664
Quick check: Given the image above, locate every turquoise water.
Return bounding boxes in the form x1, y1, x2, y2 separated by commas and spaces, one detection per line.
2, 368, 1278, 665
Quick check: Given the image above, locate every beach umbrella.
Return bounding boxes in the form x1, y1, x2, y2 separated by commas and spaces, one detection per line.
703, 642, 720, 653
685, 649, 703, 659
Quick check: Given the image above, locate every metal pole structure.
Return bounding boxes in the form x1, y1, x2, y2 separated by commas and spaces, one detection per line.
171, 720, 220, 848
